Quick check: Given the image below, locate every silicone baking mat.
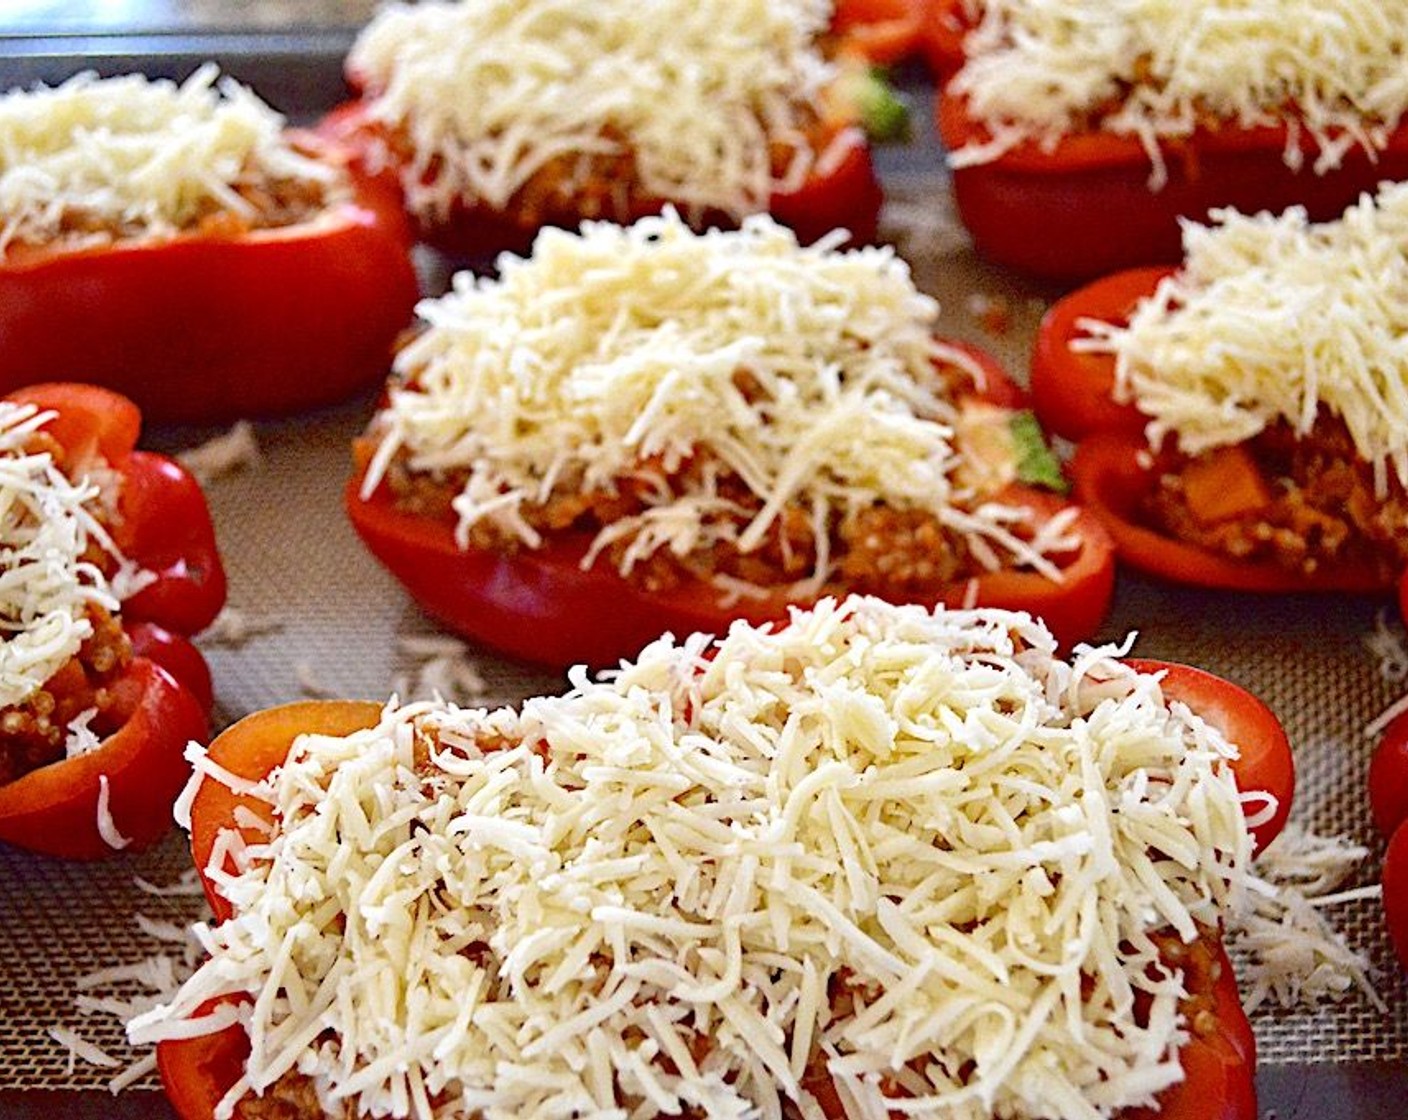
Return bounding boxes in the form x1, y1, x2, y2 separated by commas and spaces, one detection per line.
0, 51, 1403, 1113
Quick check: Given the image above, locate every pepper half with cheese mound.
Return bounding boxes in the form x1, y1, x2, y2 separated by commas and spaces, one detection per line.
320, 0, 890, 257
927, 0, 1408, 279
0, 67, 419, 423
1032, 181, 1408, 592
0, 383, 224, 858
135, 597, 1292, 1120
347, 211, 1114, 666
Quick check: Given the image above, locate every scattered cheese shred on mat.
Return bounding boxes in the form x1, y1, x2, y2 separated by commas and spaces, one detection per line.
176, 420, 262, 485
347, 0, 837, 221
948, 0, 1408, 185
0, 65, 341, 251
132, 597, 1257, 1120
1076, 181, 1408, 494
1230, 825, 1383, 1014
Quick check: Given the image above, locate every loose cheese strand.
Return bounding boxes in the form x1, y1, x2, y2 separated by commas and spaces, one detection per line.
131, 598, 1257, 1120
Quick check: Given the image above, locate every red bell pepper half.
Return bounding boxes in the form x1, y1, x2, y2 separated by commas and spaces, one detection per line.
347, 348, 1115, 668
0, 134, 419, 425
1032, 269, 1398, 594
927, 0, 1408, 280
158, 654, 1288, 1119
321, 0, 902, 258
0, 383, 226, 859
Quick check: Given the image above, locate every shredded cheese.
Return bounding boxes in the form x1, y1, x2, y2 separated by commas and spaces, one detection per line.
176, 420, 262, 485
131, 597, 1258, 1120
365, 211, 1073, 599
0, 402, 142, 710
393, 634, 491, 708
346, 0, 840, 224
0, 65, 343, 252
1075, 182, 1408, 495
947, 1, 1408, 186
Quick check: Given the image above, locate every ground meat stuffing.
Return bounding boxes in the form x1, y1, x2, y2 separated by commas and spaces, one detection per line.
376, 110, 827, 239
23, 162, 332, 251
1147, 414, 1408, 580
0, 604, 132, 786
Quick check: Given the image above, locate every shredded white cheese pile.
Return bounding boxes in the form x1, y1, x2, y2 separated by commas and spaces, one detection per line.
346, 0, 841, 222
948, 0, 1408, 186
0, 402, 138, 710
365, 211, 1073, 596
1075, 182, 1408, 495
131, 597, 1259, 1120
0, 64, 340, 252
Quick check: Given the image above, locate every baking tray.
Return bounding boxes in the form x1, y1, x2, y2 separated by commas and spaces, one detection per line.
0, 31, 1405, 1119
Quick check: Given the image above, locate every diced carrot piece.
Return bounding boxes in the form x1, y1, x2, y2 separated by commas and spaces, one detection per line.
1181, 445, 1274, 526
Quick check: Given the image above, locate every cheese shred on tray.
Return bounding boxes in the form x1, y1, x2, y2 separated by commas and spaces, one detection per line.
362, 211, 1076, 601
948, 0, 1408, 184
1076, 180, 1408, 577
131, 597, 1259, 1120
346, 0, 842, 226
0, 65, 345, 253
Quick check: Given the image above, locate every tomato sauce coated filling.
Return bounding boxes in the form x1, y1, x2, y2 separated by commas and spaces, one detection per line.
0, 602, 132, 785
1146, 415, 1408, 580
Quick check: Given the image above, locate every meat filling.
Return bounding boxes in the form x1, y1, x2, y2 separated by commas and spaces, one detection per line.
16, 163, 332, 251
1146, 414, 1408, 579
0, 603, 132, 786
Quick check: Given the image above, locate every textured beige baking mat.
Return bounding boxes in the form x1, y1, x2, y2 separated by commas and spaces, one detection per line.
2, 162, 1405, 1096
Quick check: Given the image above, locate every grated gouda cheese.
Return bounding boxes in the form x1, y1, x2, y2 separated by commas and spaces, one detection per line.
130, 597, 1259, 1120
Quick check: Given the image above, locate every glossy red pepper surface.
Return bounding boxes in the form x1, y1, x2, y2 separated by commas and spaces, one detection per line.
0, 384, 225, 858
1371, 710, 1408, 971
0, 136, 419, 424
